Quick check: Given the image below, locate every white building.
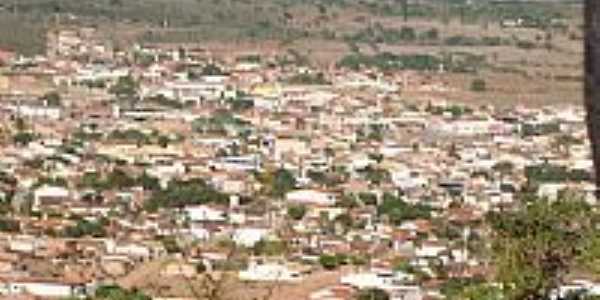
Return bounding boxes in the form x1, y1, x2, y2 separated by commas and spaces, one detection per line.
340, 269, 413, 289
0, 278, 89, 298
286, 189, 337, 206
232, 228, 269, 247
33, 185, 70, 211
239, 261, 302, 282
184, 205, 227, 222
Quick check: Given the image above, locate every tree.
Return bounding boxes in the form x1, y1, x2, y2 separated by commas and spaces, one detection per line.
356, 288, 390, 300
13, 132, 34, 146
287, 204, 306, 220
158, 135, 170, 148
471, 78, 486, 92
64, 219, 107, 238
42, 91, 61, 107
585, 0, 600, 190
109, 75, 138, 99
94, 285, 151, 300
257, 168, 297, 198
487, 196, 600, 300
319, 254, 339, 270
377, 193, 432, 225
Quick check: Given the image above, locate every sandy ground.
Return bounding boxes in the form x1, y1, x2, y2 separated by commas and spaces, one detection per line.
118, 259, 349, 300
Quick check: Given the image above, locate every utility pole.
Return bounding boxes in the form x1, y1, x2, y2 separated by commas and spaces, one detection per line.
585, 0, 600, 194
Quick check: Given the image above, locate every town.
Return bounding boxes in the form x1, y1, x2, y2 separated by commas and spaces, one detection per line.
0, 16, 594, 300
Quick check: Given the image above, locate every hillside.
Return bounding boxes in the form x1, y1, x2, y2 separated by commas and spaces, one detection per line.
0, 0, 584, 106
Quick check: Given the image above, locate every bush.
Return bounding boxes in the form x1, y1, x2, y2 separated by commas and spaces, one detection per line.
287, 205, 307, 220
471, 79, 486, 92
377, 193, 432, 225
319, 254, 339, 270
357, 288, 390, 300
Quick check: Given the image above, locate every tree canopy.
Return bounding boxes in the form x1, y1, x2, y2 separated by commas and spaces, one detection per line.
486, 196, 600, 300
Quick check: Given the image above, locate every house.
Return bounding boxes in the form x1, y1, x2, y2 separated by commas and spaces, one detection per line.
146, 80, 227, 104
239, 261, 303, 282
0, 277, 89, 298
105, 240, 152, 261
232, 228, 269, 247
415, 240, 447, 259
33, 185, 70, 211
286, 189, 337, 206
184, 205, 226, 223
340, 269, 413, 289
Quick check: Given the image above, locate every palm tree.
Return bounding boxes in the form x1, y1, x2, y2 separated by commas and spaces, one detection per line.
585, 0, 600, 193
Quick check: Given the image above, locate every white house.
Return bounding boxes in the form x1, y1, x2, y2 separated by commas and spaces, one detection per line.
0, 277, 89, 298
340, 269, 413, 289
232, 228, 269, 247
33, 185, 70, 211
286, 189, 336, 206
239, 261, 302, 282
184, 205, 227, 222
105, 240, 151, 260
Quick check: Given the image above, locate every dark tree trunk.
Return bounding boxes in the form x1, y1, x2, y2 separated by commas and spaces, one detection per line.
586, 0, 600, 193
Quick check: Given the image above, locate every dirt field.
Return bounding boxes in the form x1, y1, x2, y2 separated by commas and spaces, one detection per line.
118, 259, 348, 300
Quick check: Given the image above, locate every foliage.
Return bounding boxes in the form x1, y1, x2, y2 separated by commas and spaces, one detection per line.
201, 64, 225, 76
161, 236, 181, 254
33, 176, 68, 188
252, 239, 287, 256
356, 288, 390, 300
525, 164, 591, 184
471, 78, 487, 92
42, 91, 62, 107
0, 219, 20, 233
487, 197, 600, 300
109, 76, 138, 99
144, 178, 228, 212
94, 285, 151, 300
13, 132, 35, 146
145, 94, 183, 109
286, 72, 329, 85
257, 168, 296, 198
338, 52, 441, 72
80, 170, 160, 191
192, 111, 248, 135
377, 193, 432, 225
521, 122, 560, 137
319, 254, 340, 270
109, 129, 150, 145
64, 218, 107, 238
287, 204, 306, 220
445, 35, 509, 47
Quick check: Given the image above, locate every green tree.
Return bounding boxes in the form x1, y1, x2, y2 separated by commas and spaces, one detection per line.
109, 75, 138, 99
471, 78, 486, 92
137, 172, 160, 191
252, 239, 287, 256
262, 168, 296, 198
356, 288, 390, 300
64, 219, 107, 238
158, 135, 170, 148
94, 285, 151, 300
319, 254, 339, 270
487, 196, 600, 300
377, 193, 432, 225
287, 204, 306, 220
42, 91, 61, 107
13, 132, 34, 146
